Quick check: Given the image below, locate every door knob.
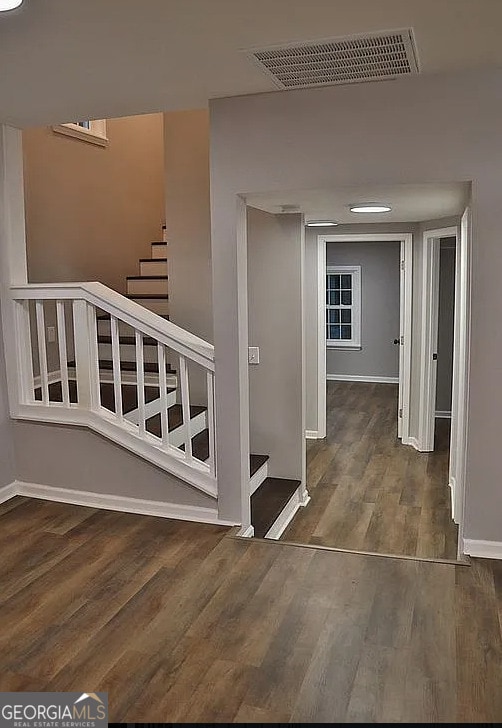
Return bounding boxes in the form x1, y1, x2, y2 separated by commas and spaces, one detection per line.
393, 338, 400, 345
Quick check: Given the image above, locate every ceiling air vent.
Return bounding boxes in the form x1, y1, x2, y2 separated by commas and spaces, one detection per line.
245, 29, 419, 90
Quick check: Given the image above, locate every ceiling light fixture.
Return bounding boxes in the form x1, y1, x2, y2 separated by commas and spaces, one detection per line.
0, 0, 23, 10
306, 220, 339, 227
350, 204, 392, 213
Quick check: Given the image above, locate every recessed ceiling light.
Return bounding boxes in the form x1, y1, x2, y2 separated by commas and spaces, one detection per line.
350, 204, 392, 213
306, 220, 339, 227
0, 0, 23, 11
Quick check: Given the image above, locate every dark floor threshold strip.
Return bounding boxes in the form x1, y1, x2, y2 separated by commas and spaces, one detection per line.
230, 532, 470, 566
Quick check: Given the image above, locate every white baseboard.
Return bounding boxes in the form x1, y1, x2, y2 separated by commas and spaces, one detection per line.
403, 436, 421, 451
435, 410, 452, 419
463, 538, 502, 559
10, 480, 237, 527
0, 481, 18, 504
264, 485, 309, 540
235, 524, 255, 538
327, 374, 399, 384
306, 430, 320, 439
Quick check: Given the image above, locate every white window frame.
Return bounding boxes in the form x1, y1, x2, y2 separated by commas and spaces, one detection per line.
326, 264, 361, 349
52, 120, 108, 147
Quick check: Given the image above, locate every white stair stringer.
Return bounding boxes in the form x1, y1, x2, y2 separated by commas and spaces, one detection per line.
250, 459, 269, 494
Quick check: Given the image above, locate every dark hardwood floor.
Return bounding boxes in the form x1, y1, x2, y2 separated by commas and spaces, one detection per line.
282, 381, 459, 560
0, 496, 501, 722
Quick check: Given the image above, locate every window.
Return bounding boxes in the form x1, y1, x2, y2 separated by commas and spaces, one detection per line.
52, 119, 108, 147
326, 265, 361, 348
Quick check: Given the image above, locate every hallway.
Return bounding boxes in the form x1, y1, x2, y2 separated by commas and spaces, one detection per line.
282, 382, 458, 560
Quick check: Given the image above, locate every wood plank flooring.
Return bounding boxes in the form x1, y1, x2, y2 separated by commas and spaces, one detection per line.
0, 497, 501, 722
282, 382, 458, 559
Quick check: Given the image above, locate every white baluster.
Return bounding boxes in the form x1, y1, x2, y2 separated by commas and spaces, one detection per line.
35, 300, 49, 404
179, 355, 193, 462
157, 342, 170, 448
86, 303, 101, 411
15, 300, 35, 404
56, 300, 70, 406
135, 330, 145, 436
72, 300, 93, 408
206, 370, 216, 476
110, 315, 123, 420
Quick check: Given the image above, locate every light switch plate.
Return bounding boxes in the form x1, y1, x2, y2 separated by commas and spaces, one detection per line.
47, 326, 56, 343
248, 346, 260, 364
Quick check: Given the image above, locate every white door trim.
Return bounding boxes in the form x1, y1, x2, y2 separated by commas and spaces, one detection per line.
418, 226, 457, 451
314, 236, 327, 439
453, 208, 472, 546
318, 233, 413, 443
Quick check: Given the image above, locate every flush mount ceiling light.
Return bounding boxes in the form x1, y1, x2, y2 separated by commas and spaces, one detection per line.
0, 0, 23, 10
306, 220, 339, 227
350, 204, 392, 213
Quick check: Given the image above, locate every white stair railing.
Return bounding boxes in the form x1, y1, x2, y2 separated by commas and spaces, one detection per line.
9, 282, 217, 498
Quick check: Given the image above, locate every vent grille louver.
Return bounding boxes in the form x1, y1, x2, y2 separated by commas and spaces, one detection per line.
245, 30, 419, 89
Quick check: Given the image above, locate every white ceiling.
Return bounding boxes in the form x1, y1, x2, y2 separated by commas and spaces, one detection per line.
246, 182, 470, 223
1, 1, 502, 127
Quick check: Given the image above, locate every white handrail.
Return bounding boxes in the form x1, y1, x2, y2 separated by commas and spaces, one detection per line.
10, 282, 214, 369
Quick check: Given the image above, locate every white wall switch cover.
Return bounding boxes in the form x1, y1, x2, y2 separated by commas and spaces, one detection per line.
248, 346, 260, 364
47, 326, 56, 343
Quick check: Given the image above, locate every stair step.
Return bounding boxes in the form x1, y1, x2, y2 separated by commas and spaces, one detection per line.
151, 242, 168, 259
67, 359, 176, 374
96, 312, 170, 322
250, 454, 269, 478
183, 427, 269, 476
99, 382, 175, 416
126, 277, 169, 296
34, 381, 176, 416
139, 259, 168, 277
97, 335, 158, 347
126, 294, 169, 315
251, 477, 301, 538
146, 404, 206, 437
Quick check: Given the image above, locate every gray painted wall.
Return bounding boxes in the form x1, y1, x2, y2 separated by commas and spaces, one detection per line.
13, 421, 215, 507
0, 301, 14, 488
436, 240, 456, 413
326, 241, 400, 379
247, 207, 303, 480
209, 67, 502, 540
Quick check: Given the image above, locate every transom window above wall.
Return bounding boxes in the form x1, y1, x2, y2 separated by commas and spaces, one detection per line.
326, 265, 361, 348
52, 119, 108, 147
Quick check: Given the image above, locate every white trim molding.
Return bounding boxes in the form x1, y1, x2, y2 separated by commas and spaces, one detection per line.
327, 374, 398, 384
319, 233, 413, 444
418, 226, 457, 452
264, 485, 310, 540
306, 429, 322, 439
10, 481, 238, 526
52, 120, 108, 147
463, 538, 502, 560
0, 481, 17, 504
235, 524, 255, 538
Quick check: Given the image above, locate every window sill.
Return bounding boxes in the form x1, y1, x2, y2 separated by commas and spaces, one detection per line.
326, 343, 362, 351
52, 124, 109, 147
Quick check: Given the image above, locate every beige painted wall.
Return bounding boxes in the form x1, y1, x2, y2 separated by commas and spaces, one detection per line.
22, 113, 165, 294
247, 208, 303, 480
208, 67, 501, 539
164, 109, 213, 342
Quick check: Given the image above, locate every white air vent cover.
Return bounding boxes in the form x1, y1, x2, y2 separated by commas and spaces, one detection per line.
245, 29, 419, 89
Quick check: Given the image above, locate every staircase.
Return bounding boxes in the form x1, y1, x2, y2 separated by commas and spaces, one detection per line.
8, 226, 306, 535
